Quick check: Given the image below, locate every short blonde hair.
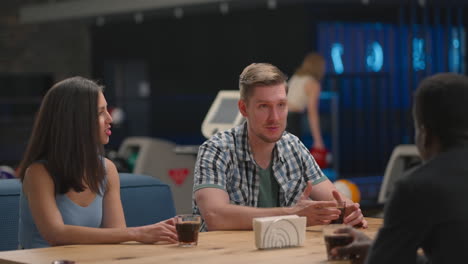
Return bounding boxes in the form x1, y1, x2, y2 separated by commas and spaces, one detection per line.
239, 63, 288, 101
295, 53, 326, 81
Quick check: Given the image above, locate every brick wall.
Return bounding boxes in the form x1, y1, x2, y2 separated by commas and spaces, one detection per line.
0, 0, 90, 82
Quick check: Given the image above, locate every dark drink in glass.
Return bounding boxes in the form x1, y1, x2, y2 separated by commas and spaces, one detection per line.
175, 215, 201, 247
322, 224, 353, 261
330, 201, 346, 224
330, 206, 345, 224
324, 234, 353, 260
176, 222, 200, 245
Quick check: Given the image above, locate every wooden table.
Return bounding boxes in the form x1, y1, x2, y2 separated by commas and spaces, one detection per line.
0, 218, 382, 264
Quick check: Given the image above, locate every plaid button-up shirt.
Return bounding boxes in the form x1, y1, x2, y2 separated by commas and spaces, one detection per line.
192, 122, 327, 231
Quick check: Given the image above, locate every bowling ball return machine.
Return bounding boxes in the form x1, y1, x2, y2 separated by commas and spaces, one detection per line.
378, 144, 421, 204
118, 91, 244, 214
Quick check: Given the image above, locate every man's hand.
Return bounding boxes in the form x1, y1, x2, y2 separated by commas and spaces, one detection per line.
331, 227, 372, 264
293, 182, 341, 225
332, 190, 368, 228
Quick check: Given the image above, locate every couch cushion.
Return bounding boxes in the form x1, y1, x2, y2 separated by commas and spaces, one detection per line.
0, 174, 176, 251
0, 178, 21, 195
119, 173, 176, 227
0, 179, 21, 251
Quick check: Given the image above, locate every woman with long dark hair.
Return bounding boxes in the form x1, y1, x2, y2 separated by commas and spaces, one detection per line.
18, 76, 177, 249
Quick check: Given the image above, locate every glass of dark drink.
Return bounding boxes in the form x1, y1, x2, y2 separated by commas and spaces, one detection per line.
175, 214, 201, 247
330, 200, 346, 224
322, 224, 353, 261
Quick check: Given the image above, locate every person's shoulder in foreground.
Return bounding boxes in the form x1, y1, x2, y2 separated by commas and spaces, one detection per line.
332, 72, 468, 264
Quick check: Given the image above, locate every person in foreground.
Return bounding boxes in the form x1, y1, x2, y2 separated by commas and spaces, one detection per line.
332, 73, 468, 263
17, 77, 178, 249
193, 63, 367, 231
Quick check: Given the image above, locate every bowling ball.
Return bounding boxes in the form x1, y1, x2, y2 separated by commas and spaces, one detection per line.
333, 179, 361, 203
310, 147, 329, 168
0, 165, 16, 179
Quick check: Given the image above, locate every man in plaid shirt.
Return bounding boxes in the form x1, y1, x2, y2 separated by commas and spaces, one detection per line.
193, 63, 367, 231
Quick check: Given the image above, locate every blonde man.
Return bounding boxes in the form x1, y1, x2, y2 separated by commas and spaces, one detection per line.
193, 63, 366, 231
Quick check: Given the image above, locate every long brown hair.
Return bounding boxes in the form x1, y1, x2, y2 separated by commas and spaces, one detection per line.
18, 76, 106, 195
295, 53, 326, 81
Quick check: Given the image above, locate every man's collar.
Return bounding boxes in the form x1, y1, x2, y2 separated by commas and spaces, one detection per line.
235, 122, 286, 164
235, 122, 252, 161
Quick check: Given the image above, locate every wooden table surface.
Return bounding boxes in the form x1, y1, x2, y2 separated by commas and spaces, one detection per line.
0, 218, 382, 264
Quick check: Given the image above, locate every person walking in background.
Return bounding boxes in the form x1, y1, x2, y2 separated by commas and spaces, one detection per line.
193, 63, 367, 232
331, 73, 468, 263
287, 53, 328, 168
17, 77, 178, 249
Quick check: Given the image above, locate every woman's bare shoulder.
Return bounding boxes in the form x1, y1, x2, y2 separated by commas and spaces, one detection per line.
23, 162, 54, 193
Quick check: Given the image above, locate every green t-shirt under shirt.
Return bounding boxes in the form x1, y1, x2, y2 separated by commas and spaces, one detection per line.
257, 163, 280, 208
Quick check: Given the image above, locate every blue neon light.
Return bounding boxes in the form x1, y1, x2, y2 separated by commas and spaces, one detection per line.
366, 41, 384, 72
412, 38, 426, 71
449, 29, 461, 73
331, 43, 344, 74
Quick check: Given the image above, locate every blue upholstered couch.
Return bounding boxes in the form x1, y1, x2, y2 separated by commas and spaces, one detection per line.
0, 173, 176, 251
119, 173, 176, 227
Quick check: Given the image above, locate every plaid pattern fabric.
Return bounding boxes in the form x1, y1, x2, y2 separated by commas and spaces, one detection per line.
192, 122, 327, 231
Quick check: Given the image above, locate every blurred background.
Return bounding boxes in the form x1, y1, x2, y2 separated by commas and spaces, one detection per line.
1, 0, 466, 211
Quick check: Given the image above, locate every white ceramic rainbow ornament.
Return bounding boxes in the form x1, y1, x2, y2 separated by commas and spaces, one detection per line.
253, 215, 306, 249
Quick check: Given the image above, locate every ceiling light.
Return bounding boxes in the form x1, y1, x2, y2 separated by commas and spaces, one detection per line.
220, 2, 229, 15
267, 0, 277, 10
96, 16, 105, 26
174, 7, 184, 19
134, 12, 143, 24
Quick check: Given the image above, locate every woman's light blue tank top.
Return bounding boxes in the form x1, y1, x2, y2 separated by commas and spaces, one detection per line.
18, 162, 106, 249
